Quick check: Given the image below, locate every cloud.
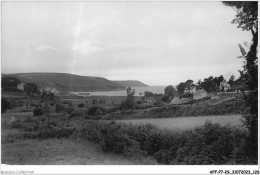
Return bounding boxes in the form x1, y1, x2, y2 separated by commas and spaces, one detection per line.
36, 45, 58, 51
76, 39, 103, 55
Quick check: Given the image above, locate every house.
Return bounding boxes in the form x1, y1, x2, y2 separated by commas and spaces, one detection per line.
219, 80, 231, 92
50, 88, 59, 95
17, 83, 24, 91
193, 89, 207, 100
190, 85, 197, 94
40, 87, 60, 96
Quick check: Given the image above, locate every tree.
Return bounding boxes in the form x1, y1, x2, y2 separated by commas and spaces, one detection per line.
228, 74, 235, 87
177, 82, 185, 95
24, 83, 38, 97
184, 80, 194, 93
1, 77, 21, 91
123, 87, 135, 109
164, 85, 176, 97
1, 97, 11, 113
223, 1, 258, 161
197, 79, 202, 89
24, 83, 38, 112
162, 85, 176, 103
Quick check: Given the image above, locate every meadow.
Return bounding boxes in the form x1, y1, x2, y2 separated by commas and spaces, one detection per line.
117, 115, 242, 130
1, 91, 255, 165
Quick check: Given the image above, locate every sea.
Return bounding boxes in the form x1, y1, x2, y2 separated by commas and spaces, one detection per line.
88, 86, 166, 96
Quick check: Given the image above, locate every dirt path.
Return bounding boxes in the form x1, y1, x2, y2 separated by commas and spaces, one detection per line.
1, 138, 136, 165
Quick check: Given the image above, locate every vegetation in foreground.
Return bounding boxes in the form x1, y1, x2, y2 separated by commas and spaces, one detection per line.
2, 112, 256, 165
104, 97, 245, 120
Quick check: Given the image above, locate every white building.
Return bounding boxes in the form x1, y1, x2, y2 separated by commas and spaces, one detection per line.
219, 81, 231, 92
17, 83, 24, 91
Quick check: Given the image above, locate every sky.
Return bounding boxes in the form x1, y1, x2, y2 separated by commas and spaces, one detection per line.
1, 1, 252, 86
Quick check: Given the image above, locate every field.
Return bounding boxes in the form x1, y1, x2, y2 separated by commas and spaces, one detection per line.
117, 115, 243, 130
2, 138, 138, 165
2, 91, 254, 165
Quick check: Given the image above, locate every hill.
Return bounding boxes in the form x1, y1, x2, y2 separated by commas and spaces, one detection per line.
113, 80, 148, 87
2, 73, 125, 92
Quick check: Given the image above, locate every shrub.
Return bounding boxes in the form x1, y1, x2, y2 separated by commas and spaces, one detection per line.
55, 104, 66, 113
87, 106, 106, 116
33, 107, 44, 116
78, 103, 85, 108
67, 106, 74, 114
38, 127, 75, 139
1, 97, 11, 113
69, 110, 84, 119
68, 101, 73, 106
9, 119, 22, 128
9, 111, 248, 165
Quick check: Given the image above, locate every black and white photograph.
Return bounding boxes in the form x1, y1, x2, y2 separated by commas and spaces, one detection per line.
1, 0, 258, 173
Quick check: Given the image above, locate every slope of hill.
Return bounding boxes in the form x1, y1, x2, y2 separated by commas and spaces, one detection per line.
113, 80, 148, 87
3, 73, 125, 92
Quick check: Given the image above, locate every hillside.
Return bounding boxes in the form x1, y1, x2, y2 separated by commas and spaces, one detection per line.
2, 73, 125, 92
113, 80, 148, 87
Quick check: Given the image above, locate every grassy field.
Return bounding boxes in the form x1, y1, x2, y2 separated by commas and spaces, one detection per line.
117, 114, 243, 130
1, 91, 250, 165
2, 138, 138, 165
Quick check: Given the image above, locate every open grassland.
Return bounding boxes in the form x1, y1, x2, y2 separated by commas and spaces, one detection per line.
117, 115, 243, 130
1, 138, 138, 165
1, 113, 252, 165
2, 92, 254, 165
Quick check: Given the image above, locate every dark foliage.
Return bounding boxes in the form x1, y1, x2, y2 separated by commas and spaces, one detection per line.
78, 103, 85, 108
1, 97, 11, 113
162, 85, 177, 103
1, 76, 21, 92
87, 106, 106, 116
72, 120, 247, 164
66, 106, 74, 114
55, 104, 66, 113
24, 82, 39, 97
223, 1, 258, 161
33, 107, 44, 116
144, 91, 163, 97
9, 111, 251, 165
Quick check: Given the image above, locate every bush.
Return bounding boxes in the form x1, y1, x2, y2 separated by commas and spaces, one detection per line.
9, 119, 22, 128
72, 120, 246, 165
78, 103, 85, 108
38, 127, 75, 139
33, 107, 44, 116
69, 110, 84, 119
9, 110, 248, 165
68, 101, 73, 106
1, 97, 11, 113
87, 106, 106, 116
55, 104, 66, 113
67, 106, 74, 114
